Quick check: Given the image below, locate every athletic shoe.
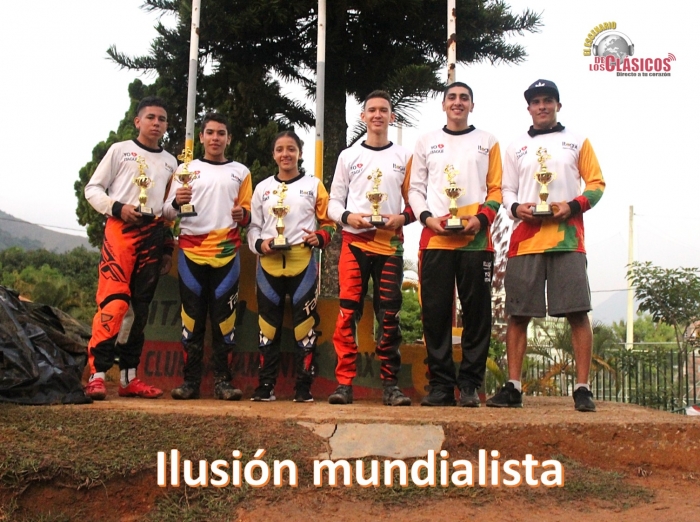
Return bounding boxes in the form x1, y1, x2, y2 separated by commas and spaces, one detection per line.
293, 383, 314, 403
485, 382, 522, 408
573, 387, 596, 412
420, 388, 456, 407
118, 378, 163, 399
251, 383, 276, 402
171, 382, 200, 400
328, 385, 353, 405
383, 385, 411, 406
458, 387, 481, 408
214, 381, 243, 401
84, 377, 107, 401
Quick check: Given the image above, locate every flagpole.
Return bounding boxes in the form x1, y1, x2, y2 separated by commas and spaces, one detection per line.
448, 0, 456, 83
314, 0, 326, 182
179, 0, 202, 167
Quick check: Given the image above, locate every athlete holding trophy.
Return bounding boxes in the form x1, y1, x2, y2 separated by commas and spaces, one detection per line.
163, 112, 252, 401
408, 82, 502, 408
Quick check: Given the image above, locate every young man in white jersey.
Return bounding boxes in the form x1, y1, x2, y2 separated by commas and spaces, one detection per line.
83, 96, 178, 400
327, 90, 415, 406
486, 80, 605, 412
163, 113, 252, 400
408, 82, 503, 407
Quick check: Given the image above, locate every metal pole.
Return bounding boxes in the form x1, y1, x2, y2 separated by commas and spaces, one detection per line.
314, 0, 326, 181
626, 205, 634, 350
178, 0, 202, 167
447, 0, 456, 84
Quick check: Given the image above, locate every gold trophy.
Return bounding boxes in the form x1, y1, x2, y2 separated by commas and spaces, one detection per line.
270, 182, 291, 250
133, 156, 155, 219
443, 164, 464, 231
532, 147, 557, 217
174, 147, 199, 218
365, 168, 388, 227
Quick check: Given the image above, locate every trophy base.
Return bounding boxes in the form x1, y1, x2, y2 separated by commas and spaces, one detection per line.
368, 215, 386, 227
178, 204, 197, 218
444, 217, 464, 231
532, 204, 553, 218
136, 206, 155, 220
271, 238, 291, 250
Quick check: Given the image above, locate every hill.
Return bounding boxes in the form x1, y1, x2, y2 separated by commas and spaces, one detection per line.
592, 290, 639, 325
0, 210, 94, 252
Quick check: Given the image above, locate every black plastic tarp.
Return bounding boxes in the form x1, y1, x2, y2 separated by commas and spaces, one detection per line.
0, 286, 91, 404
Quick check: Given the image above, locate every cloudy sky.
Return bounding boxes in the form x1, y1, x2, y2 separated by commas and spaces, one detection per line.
2, 0, 698, 312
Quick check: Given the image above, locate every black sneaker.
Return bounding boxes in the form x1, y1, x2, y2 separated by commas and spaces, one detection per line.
420, 388, 456, 407
383, 385, 411, 406
293, 383, 314, 403
251, 383, 276, 402
573, 387, 596, 412
215, 381, 243, 401
328, 385, 353, 405
171, 382, 200, 400
485, 382, 523, 408
458, 387, 481, 408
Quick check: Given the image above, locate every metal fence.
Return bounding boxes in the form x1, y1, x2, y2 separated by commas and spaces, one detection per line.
489, 346, 700, 414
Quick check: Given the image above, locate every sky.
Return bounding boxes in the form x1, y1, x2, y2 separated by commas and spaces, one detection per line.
2, 0, 699, 312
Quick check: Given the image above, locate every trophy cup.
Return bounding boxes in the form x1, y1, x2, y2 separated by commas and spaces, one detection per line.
365, 168, 388, 227
532, 147, 557, 217
443, 164, 464, 231
133, 156, 155, 219
174, 147, 199, 217
270, 183, 291, 250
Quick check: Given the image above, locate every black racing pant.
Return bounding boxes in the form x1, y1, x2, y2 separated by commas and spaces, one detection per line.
178, 250, 240, 386
419, 249, 493, 391
255, 250, 319, 387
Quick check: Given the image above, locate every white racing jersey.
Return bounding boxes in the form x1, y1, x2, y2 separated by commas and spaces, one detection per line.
248, 174, 335, 252
85, 139, 177, 217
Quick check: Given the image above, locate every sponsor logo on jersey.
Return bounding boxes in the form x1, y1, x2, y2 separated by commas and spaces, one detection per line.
515, 146, 528, 159
299, 189, 315, 198
477, 145, 490, 155
350, 163, 364, 174
429, 144, 445, 155
262, 190, 270, 202
562, 141, 578, 151
393, 163, 406, 174
123, 152, 139, 162
231, 173, 243, 184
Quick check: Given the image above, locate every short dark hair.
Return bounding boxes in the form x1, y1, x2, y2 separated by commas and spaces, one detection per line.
201, 112, 230, 133
443, 82, 474, 102
363, 90, 393, 111
136, 96, 167, 116
272, 130, 303, 153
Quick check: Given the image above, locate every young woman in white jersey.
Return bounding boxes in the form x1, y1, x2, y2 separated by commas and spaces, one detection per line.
248, 131, 336, 402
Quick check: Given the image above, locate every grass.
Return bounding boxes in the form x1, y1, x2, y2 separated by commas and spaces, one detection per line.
0, 405, 658, 520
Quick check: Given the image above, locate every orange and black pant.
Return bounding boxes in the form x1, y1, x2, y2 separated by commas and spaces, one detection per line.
333, 242, 403, 386
88, 217, 165, 374
256, 255, 319, 387
178, 251, 240, 386
418, 249, 493, 392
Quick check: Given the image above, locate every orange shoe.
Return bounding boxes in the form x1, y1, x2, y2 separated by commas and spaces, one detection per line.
118, 378, 163, 399
84, 377, 107, 401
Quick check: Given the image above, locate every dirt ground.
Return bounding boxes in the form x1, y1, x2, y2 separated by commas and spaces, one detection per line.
4, 391, 700, 521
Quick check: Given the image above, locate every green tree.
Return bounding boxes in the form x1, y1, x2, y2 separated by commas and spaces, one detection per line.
612, 312, 676, 348
627, 261, 700, 351
400, 288, 423, 343
0, 246, 100, 322
104, 0, 542, 295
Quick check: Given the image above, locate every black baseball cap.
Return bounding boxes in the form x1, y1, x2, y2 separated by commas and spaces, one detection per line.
524, 79, 560, 103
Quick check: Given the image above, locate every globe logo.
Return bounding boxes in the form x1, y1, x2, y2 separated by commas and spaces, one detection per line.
592, 31, 634, 60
